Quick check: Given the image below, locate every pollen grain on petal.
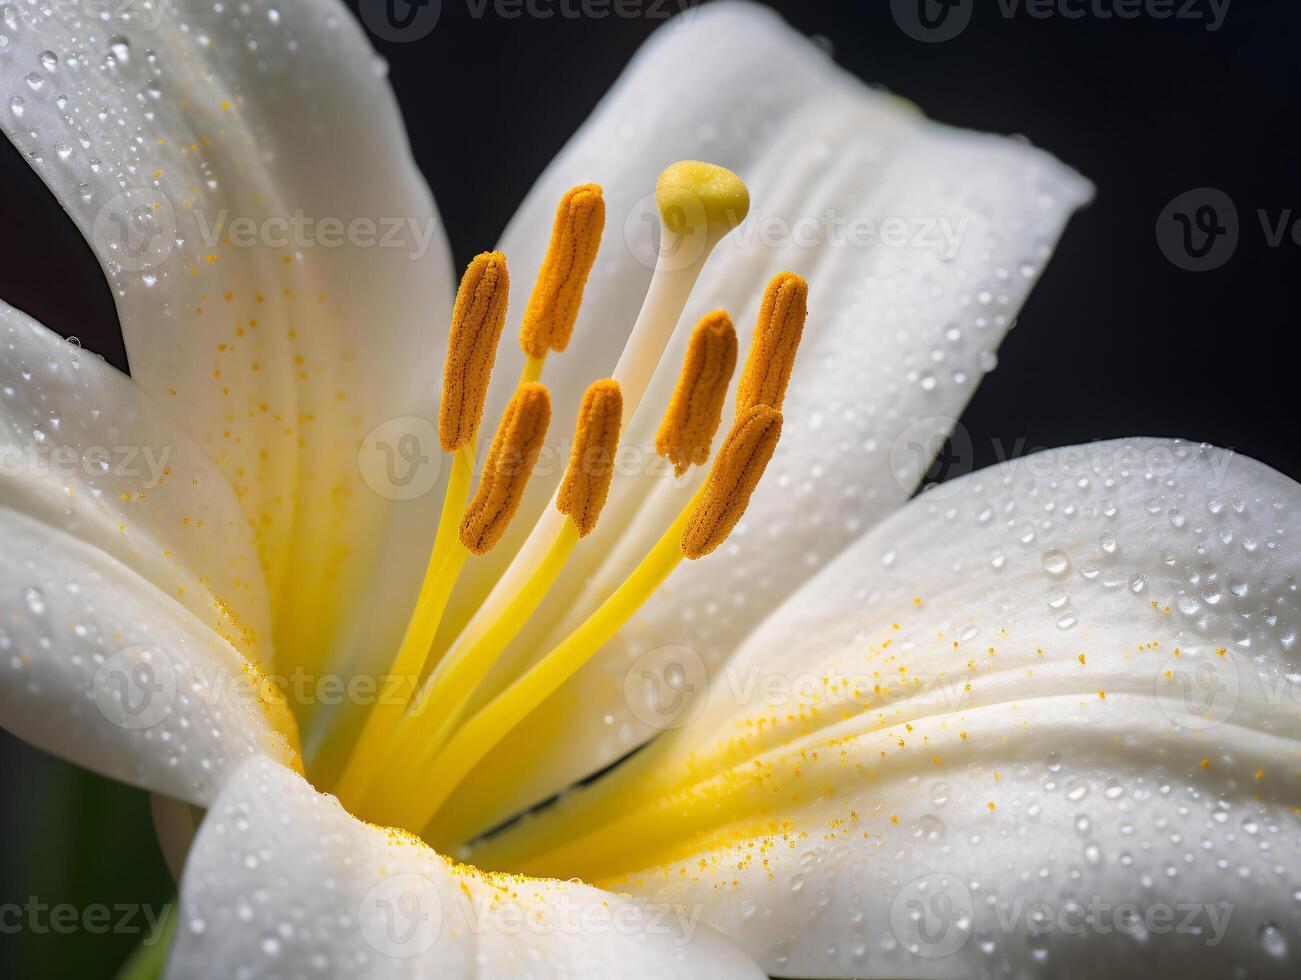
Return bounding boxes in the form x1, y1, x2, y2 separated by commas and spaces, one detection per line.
736, 271, 808, 416
440, 251, 511, 452
557, 379, 623, 538
682, 404, 782, 560
459, 383, 552, 555
519, 184, 605, 359
655, 310, 738, 477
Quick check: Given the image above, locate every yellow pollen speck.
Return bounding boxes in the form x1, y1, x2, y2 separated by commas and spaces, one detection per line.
681, 405, 782, 560
1254, 769, 1264, 780
556, 379, 623, 538
519, 185, 605, 358
1098, 690, 1107, 699
655, 310, 737, 476
988, 801, 996, 810
1201, 758, 1211, 769
1078, 654, 1087, 665
440, 251, 510, 452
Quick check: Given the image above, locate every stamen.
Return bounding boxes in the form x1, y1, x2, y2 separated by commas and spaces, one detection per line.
556, 379, 624, 537
459, 383, 552, 555
519, 185, 605, 359
655, 311, 737, 477
736, 271, 808, 415
681, 405, 783, 560
440, 251, 511, 452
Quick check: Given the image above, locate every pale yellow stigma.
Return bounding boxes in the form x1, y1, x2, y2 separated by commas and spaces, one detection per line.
440, 251, 511, 452
459, 383, 552, 555
655, 160, 750, 237
655, 310, 738, 477
556, 379, 623, 538
736, 271, 807, 416
681, 404, 783, 560
520, 184, 606, 359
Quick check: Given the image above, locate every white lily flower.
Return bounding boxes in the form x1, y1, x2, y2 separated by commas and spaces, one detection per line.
1, 0, 1295, 978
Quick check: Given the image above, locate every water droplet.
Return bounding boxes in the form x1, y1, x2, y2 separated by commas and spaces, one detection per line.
23, 587, 46, 615
1041, 548, 1070, 576
1259, 922, 1287, 959
108, 35, 131, 64
38, 50, 57, 71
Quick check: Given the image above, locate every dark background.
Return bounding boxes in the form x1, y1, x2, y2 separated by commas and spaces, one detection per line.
2, 0, 1297, 975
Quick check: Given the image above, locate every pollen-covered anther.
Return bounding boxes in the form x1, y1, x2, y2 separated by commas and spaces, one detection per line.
736, 271, 808, 415
519, 184, 606, 358
681, 404, 783, 560
440, 251, 511, 452
556, 379, 623, 537
459, 383, 552, 555
655, 310, 738, 477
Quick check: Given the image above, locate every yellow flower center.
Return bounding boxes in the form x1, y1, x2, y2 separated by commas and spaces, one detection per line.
321, 162, 806, 856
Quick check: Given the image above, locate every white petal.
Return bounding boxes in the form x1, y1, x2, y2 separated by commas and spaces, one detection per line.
0, 301, 298, 801
1, 301, 271, 659
167, 756, 764, 980
0, 1, 455, 733
0, 506, 298, 805
473, 440, 1300, 978
437, 0, 1093, 840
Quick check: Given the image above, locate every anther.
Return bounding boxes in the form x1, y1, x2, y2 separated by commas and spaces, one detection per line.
520, 185, 606, 358
459, 383, 552, 555
655, 311, 737, 476
681, 404, 783, 560
440, 251, 511, 452
736, 271, 807, 416
556, 379, 623, 537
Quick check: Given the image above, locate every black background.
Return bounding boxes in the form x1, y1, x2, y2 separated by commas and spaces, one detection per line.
1, 0, 1298, 975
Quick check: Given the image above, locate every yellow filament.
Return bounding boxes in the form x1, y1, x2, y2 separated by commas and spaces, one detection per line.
736, 271, 808, 415
655, 311, 737, 476
519, 184, 605, 359
365, 523, 582, 825
556, 379, 623, 537
440, 252, 510, 452
519, 354, 545, 385
332, 443, 475, 806
681, 405, 783, 560
405, 504, 695, 835
459, 383, 552, 555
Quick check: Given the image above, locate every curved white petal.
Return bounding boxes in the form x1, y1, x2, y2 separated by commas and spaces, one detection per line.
472, 440, 1300, 978
436, 0, 1094, 840
1, 0, 455, 740
0, 300, 298, 801
167, 755, 764, 979
0, 506, 298, 805
1, 300, 271, 658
